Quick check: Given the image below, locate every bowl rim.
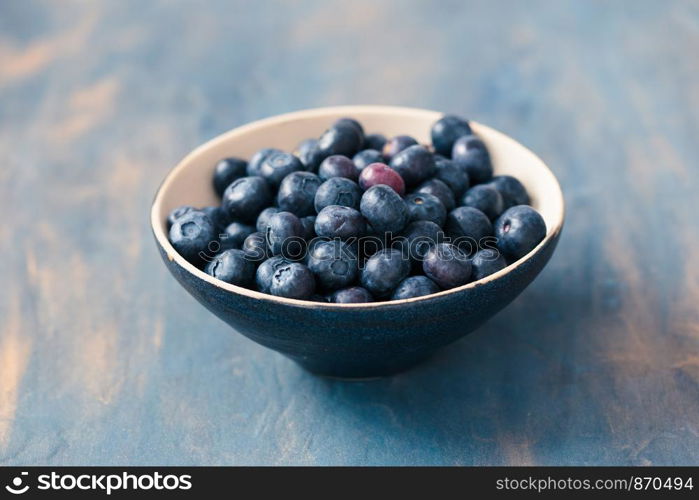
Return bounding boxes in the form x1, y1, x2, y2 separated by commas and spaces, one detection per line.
151, 105, 565, 309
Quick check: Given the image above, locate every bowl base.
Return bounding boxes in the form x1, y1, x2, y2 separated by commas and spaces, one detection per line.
292, 351, 433, 379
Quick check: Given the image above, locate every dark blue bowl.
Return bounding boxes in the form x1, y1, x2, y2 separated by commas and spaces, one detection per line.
151, 106, 565, 378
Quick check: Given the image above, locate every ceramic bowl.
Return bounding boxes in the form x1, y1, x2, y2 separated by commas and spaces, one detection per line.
151, 105, 564, 378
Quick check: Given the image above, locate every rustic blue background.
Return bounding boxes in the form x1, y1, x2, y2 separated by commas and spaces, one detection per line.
1, 0, 698, 465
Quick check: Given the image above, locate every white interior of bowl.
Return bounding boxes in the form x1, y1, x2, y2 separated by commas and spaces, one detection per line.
151, 105, 565, 307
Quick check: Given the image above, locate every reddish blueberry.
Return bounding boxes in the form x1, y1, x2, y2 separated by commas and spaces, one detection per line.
358, 162, 405, 195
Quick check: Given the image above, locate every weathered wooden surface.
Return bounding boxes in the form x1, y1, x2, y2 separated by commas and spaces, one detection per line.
1, 0, 698, 465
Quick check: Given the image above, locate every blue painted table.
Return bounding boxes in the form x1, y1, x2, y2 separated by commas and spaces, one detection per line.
1, 0, 698, 465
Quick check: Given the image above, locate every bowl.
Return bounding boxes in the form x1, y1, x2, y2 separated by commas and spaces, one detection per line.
151, 105, 564, 378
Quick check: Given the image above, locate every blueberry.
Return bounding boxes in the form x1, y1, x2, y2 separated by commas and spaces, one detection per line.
169, 211, 217, 266
391, 276, 440, 300
307, 239, 358, 291
302, 143, 326, 172
389, 145, 436, 187
446, 206, 493, 252
355, 234, 386, 262
270, 262, 315, 299
222, 176, 272, 222
242, 232, 270, 263
247, 148, 282, 177
260, 152, 304, 188
303, 236, 325, 264
213, 157, 247, 197
266, 211, 305, 259
219, 221, 255, 251
310, 294, 331, 303
452, 135, 493, 184
382, 135, 418, 162
363, 133, 387, 152
431, 115, 472, 156
470, 248, 507, 280
494, 205, 546, 260
353, 149, 384, 171
334, 117, 365, 144
276, 171, 322, 216
487, 175, 530, 209
358, 162, 405, 195
331, 286, 373, 303
201, 206, 230, 232
401, 220, 444, 263
315, 205, 366, 240
299, 216, 316, 240
404, 192, 447, 227
434, 157, 469, 197
204, 249, 255, 287
318, 155, 358, 181
314, 177, 362, 212
360, 248, 410, 297
256, 256, 290, 293
294, 138, 319, 170
167, 205, 197, 229
452, 134, 487, 156
256, 206, 280, 233
416, 178, 456, 212
422, 243, 472, 289
360, 185, 409, 235
317, 124, 362, 159
461, 184, 504, 220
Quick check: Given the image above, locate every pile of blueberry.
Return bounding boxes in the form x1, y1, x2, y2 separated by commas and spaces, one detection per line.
167, 115, 546, 303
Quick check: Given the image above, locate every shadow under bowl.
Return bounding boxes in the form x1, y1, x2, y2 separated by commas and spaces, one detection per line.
151, 105, 565, 378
